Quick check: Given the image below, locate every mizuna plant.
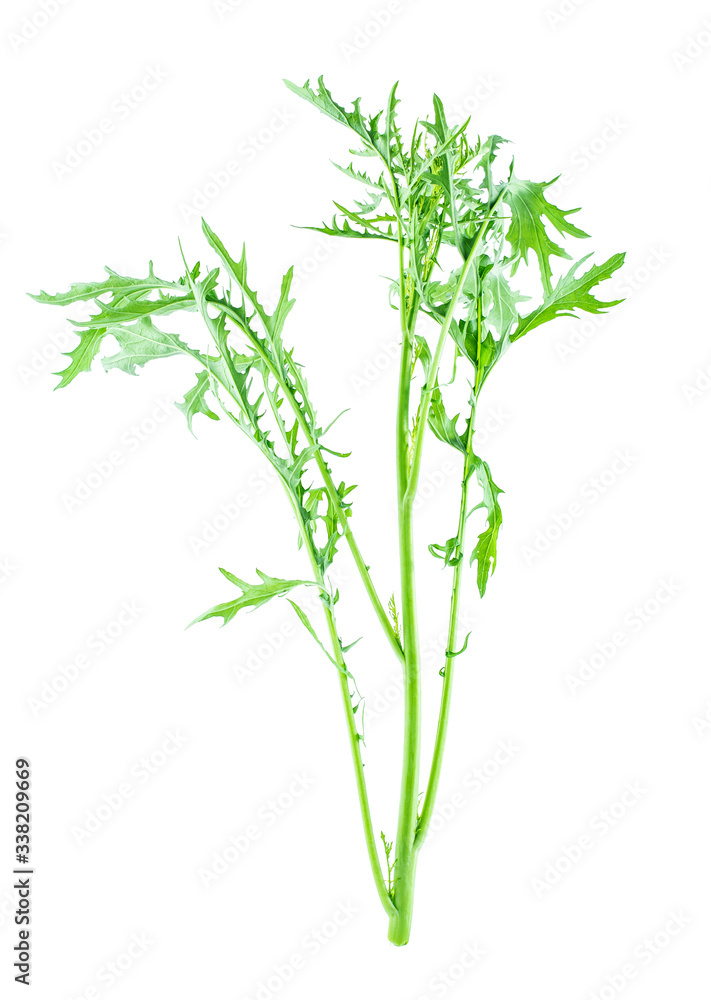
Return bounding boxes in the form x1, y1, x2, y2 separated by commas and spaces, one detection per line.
33, 78, 624, 945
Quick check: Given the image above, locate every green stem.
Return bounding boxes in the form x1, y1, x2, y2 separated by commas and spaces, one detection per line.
388, 201, 502, 941
415, 398, 476, 848
389, 234, 422, 947
280, 478, 397, 920
405, 194, 504, 506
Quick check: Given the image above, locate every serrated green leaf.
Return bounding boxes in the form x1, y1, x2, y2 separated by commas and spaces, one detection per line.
54, 327, 106, 389
512, 253, 626, 341
202, 220, 297, 350
503, 173, 589, 292
428, 387, 466, 453
29, 264, 183, 306
477, 134, 509, 202
190, 569, 319, 627
482, 264, 530, 337
101, 317, 199, 375
468, 457, 503, 597
176, 370, 219, 436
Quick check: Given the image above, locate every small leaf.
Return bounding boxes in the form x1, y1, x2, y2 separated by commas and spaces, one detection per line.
440, 631, 472, 675
190, 569, 318, 627
468, 457, 503, 597
428, 387, 466, 453
428, 537, 462, 567
176, 371, 219, 436
54, 328, 106, 389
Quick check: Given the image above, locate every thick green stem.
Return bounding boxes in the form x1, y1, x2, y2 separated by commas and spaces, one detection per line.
388, 237, 422, 946
388, 498, 421, 944
388, 201, 502, 940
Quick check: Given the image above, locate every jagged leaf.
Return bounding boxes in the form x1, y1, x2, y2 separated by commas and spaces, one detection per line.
190, 569, 318, 627
101, 317, 199, 375
54, 328, 106, 388
503, 173, 589, 292
468, 457, 503, 597
176, 371, 219, 435
428, 388, 466, 453
482, 264, 530, 337
512, 253, 626, 341
29, 264, 183, 306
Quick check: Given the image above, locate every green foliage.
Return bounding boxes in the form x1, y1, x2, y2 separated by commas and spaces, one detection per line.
35, 76, 625, 946
191, 570, 317, 627
467, 458, 504, 597
288, 76, 625, 606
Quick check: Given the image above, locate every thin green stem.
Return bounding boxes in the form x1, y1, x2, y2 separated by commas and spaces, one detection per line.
265, 448, 397, 921
415, 397, 476, 849
404, 194, 504, 508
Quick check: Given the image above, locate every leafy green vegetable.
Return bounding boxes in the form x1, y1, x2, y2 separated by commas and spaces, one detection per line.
35, 77, 624, 948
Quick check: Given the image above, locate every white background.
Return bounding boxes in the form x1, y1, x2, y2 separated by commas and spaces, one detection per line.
2, 0, 710, 997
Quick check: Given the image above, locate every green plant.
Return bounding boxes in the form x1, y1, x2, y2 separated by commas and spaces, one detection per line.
33, 78, 624, 946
